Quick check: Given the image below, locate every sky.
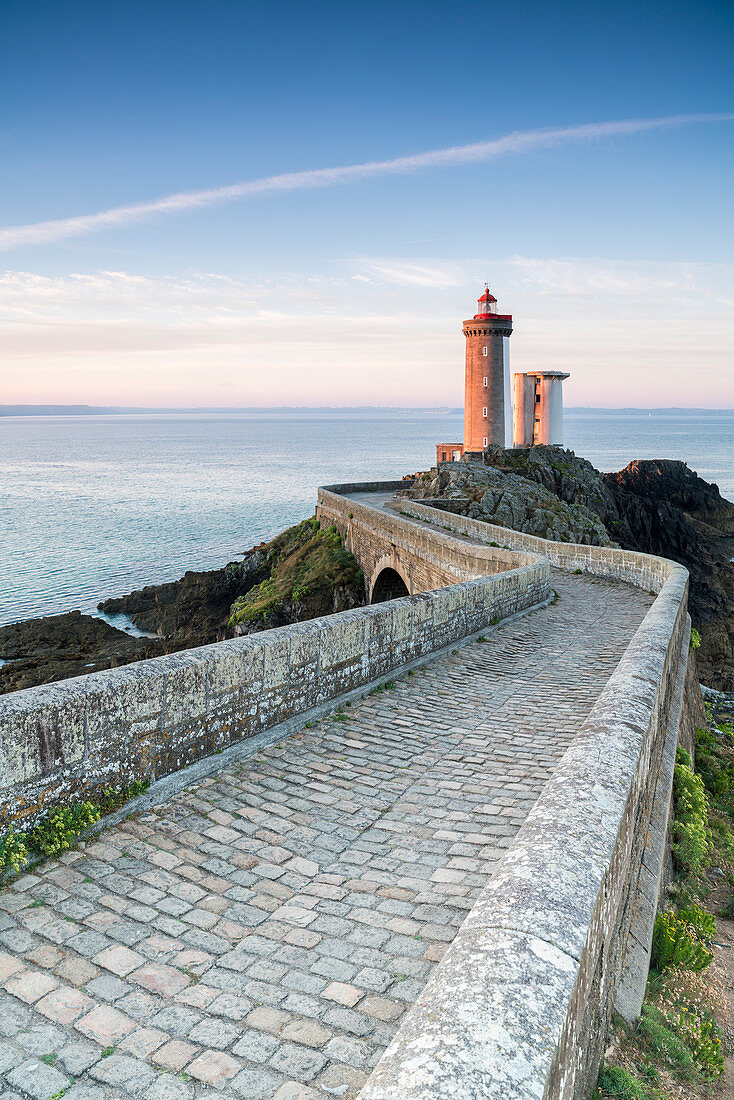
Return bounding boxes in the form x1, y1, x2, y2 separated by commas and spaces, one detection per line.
1, 0, 733, 409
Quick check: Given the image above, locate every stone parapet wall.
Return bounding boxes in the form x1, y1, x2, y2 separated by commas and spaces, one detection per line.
359, 494, 693, 1100
317, 486, 537, 597
0, 498, 548, 831
394, 495, 676, 591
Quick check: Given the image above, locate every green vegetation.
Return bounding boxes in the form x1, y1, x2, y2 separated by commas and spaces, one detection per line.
0, 827, 28, 875
29, 801, 100, 858
596, 705, 734, 1098
650, 908, 713, 973
229, 517, 363, 628
671, 750, 711, 877
690, 628, 701, 651
597, 1065, 657, 1100
0, 778, 151, 879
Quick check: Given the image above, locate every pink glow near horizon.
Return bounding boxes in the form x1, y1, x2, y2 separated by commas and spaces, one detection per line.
2, 257, 733, 409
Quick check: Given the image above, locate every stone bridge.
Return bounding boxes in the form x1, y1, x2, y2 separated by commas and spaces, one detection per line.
0, 482, 700, 1100
316, 480, 528, 603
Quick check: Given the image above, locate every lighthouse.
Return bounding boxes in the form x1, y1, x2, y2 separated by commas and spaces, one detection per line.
463, 287, 513, 451
433, 286, 570, 465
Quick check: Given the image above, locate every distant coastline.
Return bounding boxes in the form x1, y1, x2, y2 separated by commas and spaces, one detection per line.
1, 404, 733, 418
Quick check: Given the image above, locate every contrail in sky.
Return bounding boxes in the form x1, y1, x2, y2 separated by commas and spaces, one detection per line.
1, 113, 732, 251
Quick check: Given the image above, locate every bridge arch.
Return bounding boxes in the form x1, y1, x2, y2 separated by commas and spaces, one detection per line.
370, 556, 411, 604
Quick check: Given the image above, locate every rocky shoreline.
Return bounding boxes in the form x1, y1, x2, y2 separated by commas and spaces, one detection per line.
0, 518, 365, 694
2, 449, 733, 695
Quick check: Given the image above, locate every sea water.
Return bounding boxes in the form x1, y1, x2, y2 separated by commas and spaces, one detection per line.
1, 409, 732, 627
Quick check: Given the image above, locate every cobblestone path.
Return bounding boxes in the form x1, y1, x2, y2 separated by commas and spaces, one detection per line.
0, 572, 652, 1100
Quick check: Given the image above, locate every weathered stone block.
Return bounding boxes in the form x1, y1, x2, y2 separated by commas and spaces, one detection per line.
0, 689, 85, 790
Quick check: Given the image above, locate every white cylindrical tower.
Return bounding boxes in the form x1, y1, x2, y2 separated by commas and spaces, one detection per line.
512, 373, 535, 446
535, 372, 570, 445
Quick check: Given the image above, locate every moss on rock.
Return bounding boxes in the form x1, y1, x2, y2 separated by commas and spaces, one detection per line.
228, 518, 365, 631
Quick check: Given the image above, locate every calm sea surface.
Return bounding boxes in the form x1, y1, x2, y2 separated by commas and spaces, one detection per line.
2, 410, 732, 627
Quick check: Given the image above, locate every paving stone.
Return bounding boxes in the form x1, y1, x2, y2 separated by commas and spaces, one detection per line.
152, 1038, 199, 1069
56, 1039, 104, 1075
119, 1027, 169, 1058
0, 953, 27, 981
323, 1035, 368, 1068
117, 989, 158, 1020
144, 1078, 195, 1100
280, 1019, 331, 1048
66, 931, 110, 958
353, 967, 393, 992
322, 982, 363, 1008
5, 970, 58, 1004
131, 962, 190, 997
93, 944, 144, 976
359, 995, 403, 1022
207, 992, 252, 1019
15, 1022, 67, 1056
231, 1029, 281, 1062
61, 1082, 106, 1100
269, 1042, 327, 1081
6, 1058, 71, 1100
150, 1004, 202, 1036
188, 1017, 239, 1049
0, 1038, 24, 1073
89, 1051, 157, 1090
316, 1061, 368, 1095
230, 1067, 285, 1098
85, 974, 132, 1002
186, 1049, 241, 1086
35, 986, 94, 1025
75, 1003, 136, 1045
63, 1086, 106, 1100
55, 957, 99, 987
246, 1005, 291, 1034
272, 1084, 320, 1100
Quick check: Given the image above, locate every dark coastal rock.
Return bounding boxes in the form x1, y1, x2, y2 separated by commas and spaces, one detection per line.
99, 554, 270, 647
409, 446, 734, 692
406, 451, 611, 546
0, 610, 163, 693
2, 518, 366, 695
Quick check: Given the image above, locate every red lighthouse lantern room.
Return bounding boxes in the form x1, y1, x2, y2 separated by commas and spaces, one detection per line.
474, 287, 498, 319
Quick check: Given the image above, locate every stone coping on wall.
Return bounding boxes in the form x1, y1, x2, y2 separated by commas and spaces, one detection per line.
350, 491, 691, 1100
392, 496, 679, 592
0, 493, 549, 830
317, 486, 540, 584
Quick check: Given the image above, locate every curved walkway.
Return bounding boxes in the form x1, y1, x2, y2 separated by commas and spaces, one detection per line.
0, 572, 651, 1100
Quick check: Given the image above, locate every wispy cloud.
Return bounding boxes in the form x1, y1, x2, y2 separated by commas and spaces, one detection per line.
2, 260, 732, 405
1, 113, 732, 252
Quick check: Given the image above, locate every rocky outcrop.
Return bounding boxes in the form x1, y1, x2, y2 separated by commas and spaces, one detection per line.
228, 518, 365, 634
604, 460, 734, 691
0, 611, 160, 693
407, 453, 611, 546
1, 518, 366, 695
99, 556, 269, 647
407, 446, 734, 692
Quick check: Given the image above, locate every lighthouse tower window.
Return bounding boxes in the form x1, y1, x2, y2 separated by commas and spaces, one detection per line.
482, 407, 487, 417
483, 437, 488, 447
482, 346, 488, 356
483, 377, 487, 387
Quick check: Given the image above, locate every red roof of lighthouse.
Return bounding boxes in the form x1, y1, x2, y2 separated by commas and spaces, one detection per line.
478, 289, 497, 303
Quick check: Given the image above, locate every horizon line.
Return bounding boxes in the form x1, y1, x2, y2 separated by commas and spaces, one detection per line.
2, 403, 733, 416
